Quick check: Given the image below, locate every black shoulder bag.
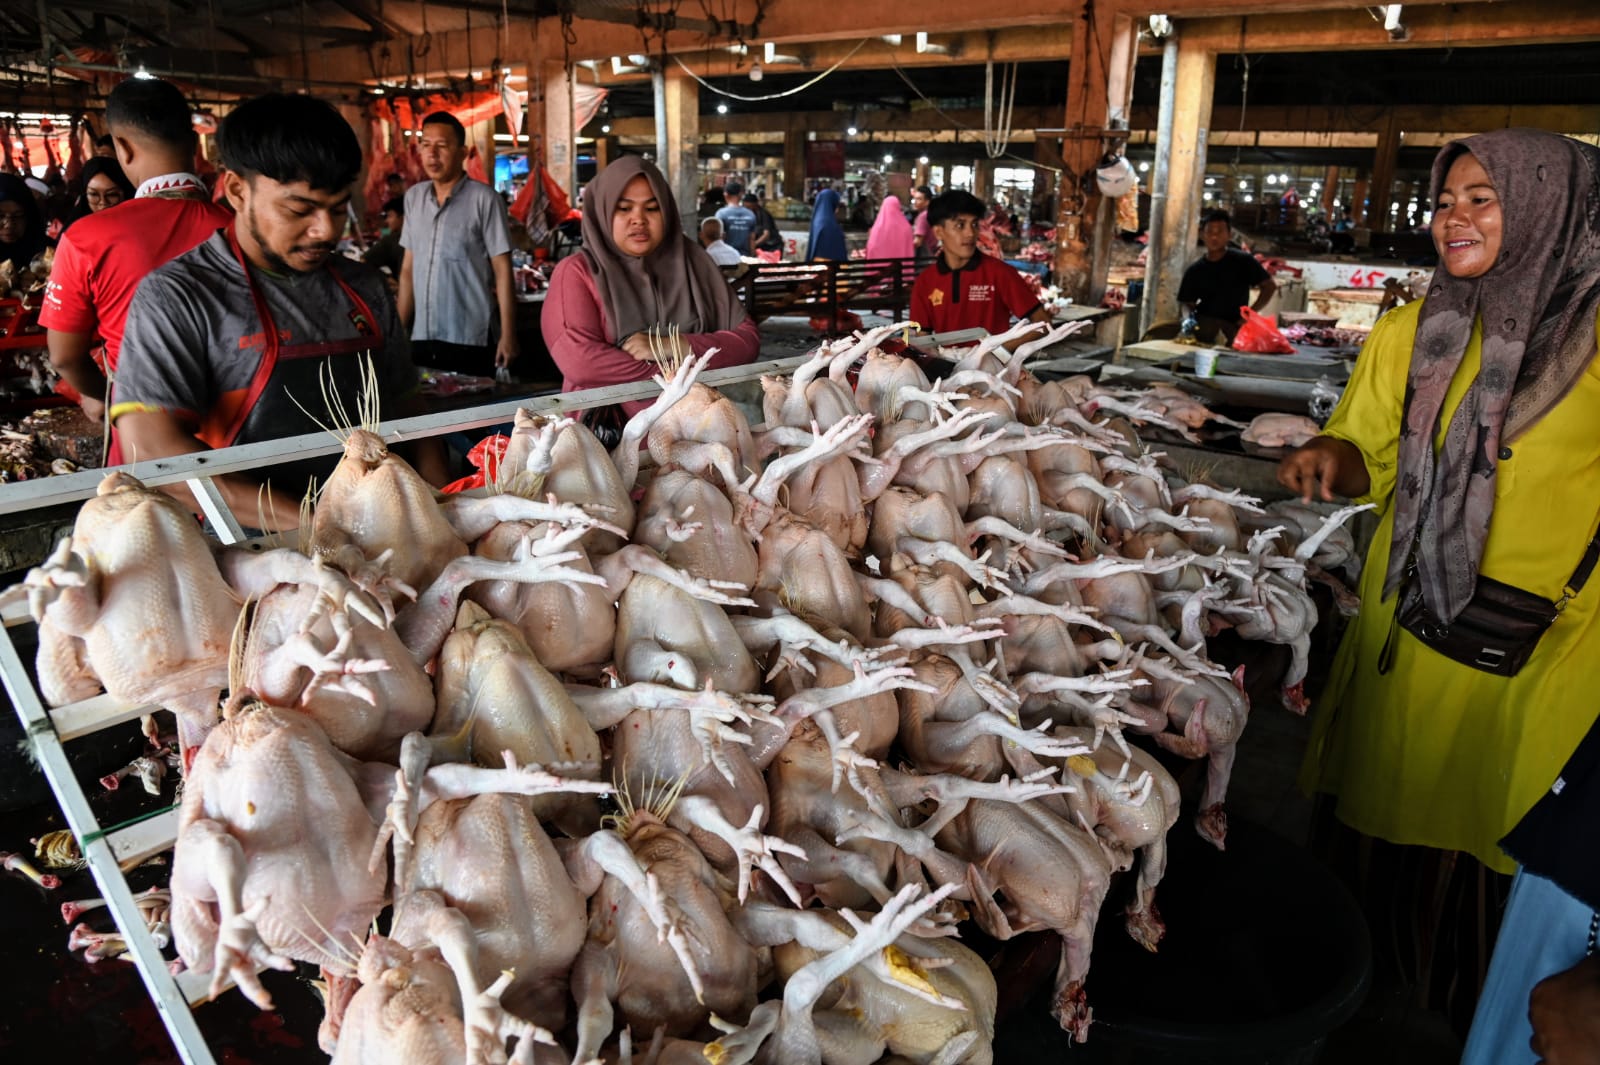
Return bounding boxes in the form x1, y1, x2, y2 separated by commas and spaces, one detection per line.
1383, 534, 1600, 677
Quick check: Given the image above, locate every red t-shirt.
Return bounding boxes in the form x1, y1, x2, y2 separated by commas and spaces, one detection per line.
40, 196, 233, 374
910, 252, 1042, 336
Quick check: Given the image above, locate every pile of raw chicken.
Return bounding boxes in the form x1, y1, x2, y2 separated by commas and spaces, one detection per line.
8, 321, 1369, 1065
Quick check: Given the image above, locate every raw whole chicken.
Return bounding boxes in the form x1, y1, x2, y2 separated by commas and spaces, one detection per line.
7, 323, 1376, 1062
1241, 412, 1322, 449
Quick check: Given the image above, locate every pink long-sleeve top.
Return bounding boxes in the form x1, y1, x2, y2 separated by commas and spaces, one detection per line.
542, 254, 762, 415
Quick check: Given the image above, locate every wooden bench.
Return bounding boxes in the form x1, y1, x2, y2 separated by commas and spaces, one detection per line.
727, 257, 922, 325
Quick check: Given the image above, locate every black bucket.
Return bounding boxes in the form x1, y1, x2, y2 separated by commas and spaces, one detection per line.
994, 817, 1371, 1065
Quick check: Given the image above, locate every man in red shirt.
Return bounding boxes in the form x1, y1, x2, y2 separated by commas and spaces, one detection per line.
42, 77, 231, 453
910, 190, 1051, 337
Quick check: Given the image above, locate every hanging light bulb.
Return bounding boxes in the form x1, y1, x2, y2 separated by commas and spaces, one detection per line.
601, 123, 611, 133
883, 153, 893, 165
1137, 160, 1149, 172
749, 62, 763, 82
847, 126, 858, 137
722, 151, 731, 160
133, 65, 155, 80
918, 156, 929, 164
717, 103, 729, 115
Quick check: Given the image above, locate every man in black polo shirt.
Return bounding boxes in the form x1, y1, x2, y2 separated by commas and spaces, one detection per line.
910, 190, 1051, 337
1177, 209, 1277, 343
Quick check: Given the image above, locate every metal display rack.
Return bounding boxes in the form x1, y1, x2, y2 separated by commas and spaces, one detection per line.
0, 323, 995, 1062
0, 356, 811, 1064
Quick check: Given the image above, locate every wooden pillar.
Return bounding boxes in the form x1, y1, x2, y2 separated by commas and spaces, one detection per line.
1032, 135, 1063, 227
594, 135, 612, 175
1319, 164, 1339, 216
914, 160, 931, 189
541, 59, 576, 200
664, 65, 700, 239
1351, 169, 1370, 226
1368, 111, 1401, 234
782, 128, 806, 199
973, 158, 993, 200
1150, 29, 1216, 327
1054, 3, 1138, 305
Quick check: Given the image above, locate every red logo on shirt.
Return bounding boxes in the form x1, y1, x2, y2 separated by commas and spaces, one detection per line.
239, 329, 292, 351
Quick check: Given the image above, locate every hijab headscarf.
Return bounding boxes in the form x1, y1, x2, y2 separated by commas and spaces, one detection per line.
1385, 128, 1600, 621
865, 195, 915, 259
578, 155, 748, 342
807, 188, 848, 262
66, 156, 135, 228
0, 173, 45, 272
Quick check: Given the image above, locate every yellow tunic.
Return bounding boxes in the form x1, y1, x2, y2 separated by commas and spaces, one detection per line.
1302, 299, 1600, 874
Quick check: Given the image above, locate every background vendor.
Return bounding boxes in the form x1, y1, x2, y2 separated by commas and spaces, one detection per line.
910, 189, 1051, 336
1177, 208, 1276, 343
542, 155, 760, 415
112, 93, 439, 530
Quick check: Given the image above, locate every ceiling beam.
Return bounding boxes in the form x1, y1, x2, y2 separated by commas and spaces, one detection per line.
1178, 0, 1600, 52
604, 100, 1600, 140
327, 0, 405, 40
216, 26, 273, 59
592, 25, 1074, 86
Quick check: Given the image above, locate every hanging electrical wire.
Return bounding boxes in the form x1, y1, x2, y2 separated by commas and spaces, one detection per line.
670, 36, 871, 103
884, 54, 1060, 175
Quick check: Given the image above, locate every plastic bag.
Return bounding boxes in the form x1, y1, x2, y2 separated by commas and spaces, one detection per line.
441, 433, 511, 494
1309, 375, 1344, 424
1230, 307, 1296, 354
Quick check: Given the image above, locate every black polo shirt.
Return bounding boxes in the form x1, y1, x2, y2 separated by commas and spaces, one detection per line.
1176, 248, 1270, 324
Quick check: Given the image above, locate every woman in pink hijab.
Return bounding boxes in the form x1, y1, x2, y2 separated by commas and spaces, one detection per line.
865, 194, 915, 259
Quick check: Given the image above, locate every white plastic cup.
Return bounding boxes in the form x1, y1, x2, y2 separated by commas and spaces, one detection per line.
1194, 349, 1219, 379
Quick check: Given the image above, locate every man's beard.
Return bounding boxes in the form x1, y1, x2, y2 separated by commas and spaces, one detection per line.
246, 201, 334, 275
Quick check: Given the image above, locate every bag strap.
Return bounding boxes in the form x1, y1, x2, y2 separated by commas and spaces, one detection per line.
1563, 532, 1600, 602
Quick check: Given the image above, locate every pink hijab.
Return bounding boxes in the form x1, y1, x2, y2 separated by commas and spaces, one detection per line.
865, 195, 915, 259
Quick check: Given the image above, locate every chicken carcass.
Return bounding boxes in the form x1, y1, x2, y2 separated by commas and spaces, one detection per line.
331, 901, 553, 1065
1241, 412, 1321, 449
433, 602, 604, 826
741, 890, 995, 1065
171, 699, 387, 1008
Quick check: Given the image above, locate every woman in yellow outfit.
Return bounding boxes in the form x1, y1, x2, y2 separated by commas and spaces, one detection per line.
1280, 128, 1600, 876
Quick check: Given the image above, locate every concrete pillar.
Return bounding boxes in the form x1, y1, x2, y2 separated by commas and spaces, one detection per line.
1368, 111, 1401, 234
1319, 164, 1339, 216
542, 60, 576, 201
1138, 36, 1177, 340
1150, 30, 1216, 328
1055, 4, 1138, 306
664, 65, 699, 238
782, 128, 806, 200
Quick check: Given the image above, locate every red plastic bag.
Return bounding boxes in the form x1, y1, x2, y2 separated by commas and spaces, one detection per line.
1231, 307, 1295, 354
441, 433, 510, 494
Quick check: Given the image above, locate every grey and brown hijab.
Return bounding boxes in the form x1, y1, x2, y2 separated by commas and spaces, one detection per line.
1385, 129, 1600, 621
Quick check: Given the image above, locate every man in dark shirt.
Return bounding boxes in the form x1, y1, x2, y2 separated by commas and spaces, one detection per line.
1177, 208, 1277, 343
715, 179, 757, 256
364, 196, 405, 282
